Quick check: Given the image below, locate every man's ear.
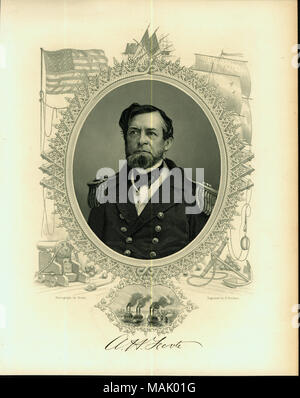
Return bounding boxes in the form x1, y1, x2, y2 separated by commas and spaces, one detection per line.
163, 137, 174, 152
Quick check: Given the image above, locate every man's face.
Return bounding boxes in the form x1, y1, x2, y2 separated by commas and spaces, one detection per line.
125, 111, 173, 169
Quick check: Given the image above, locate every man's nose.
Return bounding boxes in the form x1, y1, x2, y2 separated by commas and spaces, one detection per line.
138, 130, 150, 145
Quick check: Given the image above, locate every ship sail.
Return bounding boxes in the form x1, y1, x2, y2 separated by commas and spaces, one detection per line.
194, 53, 251, 98
237, 98, 252, 144
193, 53, 252, 145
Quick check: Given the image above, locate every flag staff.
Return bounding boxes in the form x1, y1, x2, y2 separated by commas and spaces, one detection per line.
40, 48, 43, 91
40, 48, 44, 154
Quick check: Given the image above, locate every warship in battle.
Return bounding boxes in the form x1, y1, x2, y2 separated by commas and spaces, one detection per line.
121, 293, 175, 327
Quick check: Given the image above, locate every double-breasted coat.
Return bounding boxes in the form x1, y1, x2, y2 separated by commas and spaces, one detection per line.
87, 159, 216, 260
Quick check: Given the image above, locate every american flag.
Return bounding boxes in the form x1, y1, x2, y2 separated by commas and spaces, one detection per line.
43, 48, 108, 95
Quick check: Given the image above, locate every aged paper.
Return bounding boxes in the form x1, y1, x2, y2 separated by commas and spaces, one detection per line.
0, 0, 298, 375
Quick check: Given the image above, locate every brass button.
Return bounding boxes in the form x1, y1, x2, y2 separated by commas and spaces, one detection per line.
126, 237, 133, 243
155, 225, 161, 233
124, 249, 131, 256
157, 212, 164, 219
149, 251, 157, 258
120, 226, 127, 232
152, 237, 159, 244
119, 213, 125, 220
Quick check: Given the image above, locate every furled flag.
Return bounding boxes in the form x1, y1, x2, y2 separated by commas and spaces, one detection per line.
139, 27, 160, 56
149, 31, 160, 55
43, 48, 108, 95
141, 28, 150, 51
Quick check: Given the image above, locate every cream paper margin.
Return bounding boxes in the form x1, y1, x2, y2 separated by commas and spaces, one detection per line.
0, 0, 298, 375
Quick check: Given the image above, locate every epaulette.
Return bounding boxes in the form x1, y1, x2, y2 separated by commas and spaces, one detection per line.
87, 177, 108, 208
202, 182, 218, 216
195, 181, 218, 216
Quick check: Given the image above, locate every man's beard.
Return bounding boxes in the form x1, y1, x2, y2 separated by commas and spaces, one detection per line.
126, 151, 163, 169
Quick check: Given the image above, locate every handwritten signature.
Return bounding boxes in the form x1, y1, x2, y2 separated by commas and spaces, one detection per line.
105, 334, 203, 351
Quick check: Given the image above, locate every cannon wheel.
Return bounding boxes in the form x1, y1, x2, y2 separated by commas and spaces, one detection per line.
49, 275, 57, 287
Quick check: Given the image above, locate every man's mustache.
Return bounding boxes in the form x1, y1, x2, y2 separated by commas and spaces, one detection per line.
134, 149, 151, 154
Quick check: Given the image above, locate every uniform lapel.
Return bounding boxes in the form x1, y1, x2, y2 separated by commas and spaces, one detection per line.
114, 169, 138, 224
116, 201, 138, 224
128, 201, 177, 235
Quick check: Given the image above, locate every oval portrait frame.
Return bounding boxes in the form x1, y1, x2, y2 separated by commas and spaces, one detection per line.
47, 57, 247, 285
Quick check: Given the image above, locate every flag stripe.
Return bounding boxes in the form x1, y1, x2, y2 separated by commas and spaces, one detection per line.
46, 82, 85, 88
46, 74, 83, 81
47, 85, 79, 90
47, 87, 76, 94
44, 49, 106, 56
46, 65, 106, 75
72, 58, 107, 64
46, 86, 82, 93
72, 49, 106, 56
46, 72, 99, 82
73, 65, 102, 71
46, 80, 83, 86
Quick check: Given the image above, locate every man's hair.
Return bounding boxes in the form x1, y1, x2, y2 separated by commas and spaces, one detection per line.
119, 103, 174, 141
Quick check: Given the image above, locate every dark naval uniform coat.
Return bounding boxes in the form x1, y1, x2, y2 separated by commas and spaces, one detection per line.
87, 159, 216, 260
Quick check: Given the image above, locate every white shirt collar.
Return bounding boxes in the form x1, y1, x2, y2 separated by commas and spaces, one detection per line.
133, 159, 163, 175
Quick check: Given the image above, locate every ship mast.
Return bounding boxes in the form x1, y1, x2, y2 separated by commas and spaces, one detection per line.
158, 33, 175, 59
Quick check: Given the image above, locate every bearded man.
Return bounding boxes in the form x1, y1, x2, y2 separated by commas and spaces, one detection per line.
87, 103, 217, 260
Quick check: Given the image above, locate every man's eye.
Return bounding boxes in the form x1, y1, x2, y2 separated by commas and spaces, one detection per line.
128, 130, 139, 135
148, 131, 157, 136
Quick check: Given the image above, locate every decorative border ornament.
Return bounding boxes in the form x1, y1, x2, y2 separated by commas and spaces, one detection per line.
40, 40, 253, 286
